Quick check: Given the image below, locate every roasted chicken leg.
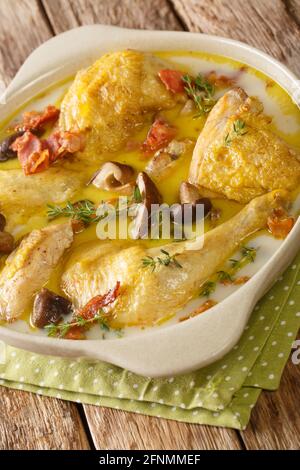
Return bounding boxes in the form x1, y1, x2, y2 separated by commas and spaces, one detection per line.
62, 190, 288, 327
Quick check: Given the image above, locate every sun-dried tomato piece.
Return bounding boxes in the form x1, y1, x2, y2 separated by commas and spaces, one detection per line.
79, 282, 121, 320
158, 69, 185, 93
15, 105, 60, 132
142, 118, 176, 154
11, 131, 50, 175
64, 325, 86, 340
11, 129, 85, 175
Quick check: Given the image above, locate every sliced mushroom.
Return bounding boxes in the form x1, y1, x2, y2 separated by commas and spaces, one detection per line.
130, 204, 149, 240
146, 139, 193, 180
171, 198, 212, 224
0, 231, 14, 254
0, 213, 6, 232
136, 172, 162, 211
195, 198, 212, 217
180, 182, 201, 205
31, 288, 73, 328
180, 181, 223, 202
88, 161, 135, 195
130, 172, 162, 239
180, 99, 195, 115
178, 182, 212, 223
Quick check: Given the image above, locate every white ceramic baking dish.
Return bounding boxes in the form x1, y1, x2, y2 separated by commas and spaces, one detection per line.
0, 25, 299, 377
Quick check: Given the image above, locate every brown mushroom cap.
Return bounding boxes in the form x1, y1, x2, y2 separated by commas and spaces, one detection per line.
130, 204, 149, 240
171, 198, 212, 224
136, 172, 162, 211
180, 181, 222, 203
130, 172, 162, 239
0, 213, 6, 232
31, 288, 72, 328
0, 231, 14, 254
179, 181, 201, 205
89, 161, 135, 194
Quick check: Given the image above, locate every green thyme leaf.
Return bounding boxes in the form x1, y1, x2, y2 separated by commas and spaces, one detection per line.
224, 119, 248, 146
199, 280, 216, 298
141, 249, 182, 272
182, 73, 216, 117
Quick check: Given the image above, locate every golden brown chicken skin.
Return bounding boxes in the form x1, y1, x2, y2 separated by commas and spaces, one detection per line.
189, 88, 300, 203
59, 50, 180, 162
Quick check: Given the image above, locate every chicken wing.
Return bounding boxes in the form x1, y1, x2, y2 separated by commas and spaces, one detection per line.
189, 88, 300, 203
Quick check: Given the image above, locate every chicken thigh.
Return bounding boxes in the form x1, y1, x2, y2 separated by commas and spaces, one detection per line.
59, 50, 179, 161
189, 88, 300, 203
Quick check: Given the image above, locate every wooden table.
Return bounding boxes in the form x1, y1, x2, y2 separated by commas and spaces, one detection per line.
0, 0, 299, 450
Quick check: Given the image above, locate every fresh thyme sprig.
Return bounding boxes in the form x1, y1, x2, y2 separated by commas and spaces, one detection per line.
230, 245, 257, 270
47, 200, 101, 225
199, 245, 257, 298
224, 119, 248, 146
45, 310, 109, 338
217, 270, 234, 283
182, 73, 215, 117
47, 185, 143, 226
142, 249, 182, 272
199, 280, 216, 297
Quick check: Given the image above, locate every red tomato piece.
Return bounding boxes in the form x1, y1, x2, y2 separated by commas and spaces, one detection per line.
267, 214, 294, 239
142, 118, 176, 154
16, 105, 60, 132
64, 326, 86, 340
158, 69, 185, 93
79, 282, 121, 320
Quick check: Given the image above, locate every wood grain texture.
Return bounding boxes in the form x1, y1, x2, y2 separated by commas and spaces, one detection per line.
0, 387, 90, 449
286, 0, 300, 24
83, 406, 242, 450
41, 0, 182, 33
242, 340, 300, 450
171, 0, 300, 76
0, 0, 52, 84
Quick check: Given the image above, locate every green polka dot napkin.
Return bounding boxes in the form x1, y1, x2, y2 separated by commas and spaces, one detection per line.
0, 251, 299, 430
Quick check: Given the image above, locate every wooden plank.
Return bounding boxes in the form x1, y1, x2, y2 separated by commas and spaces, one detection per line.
286, 0, 300, 25
0, 0, 52, 84
241, 338, 300, 450
83, 407, 242, 450
171, 0, 300, 76
41, 0, 182, 33
0, 387, 90, 449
